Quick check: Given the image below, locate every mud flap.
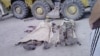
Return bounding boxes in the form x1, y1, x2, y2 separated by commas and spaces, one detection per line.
47, 2, 60, 19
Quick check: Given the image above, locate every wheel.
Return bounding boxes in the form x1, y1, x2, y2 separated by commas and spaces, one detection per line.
31, 1, 50, 20
61, 0, 85, 20
11, 1, 29, 19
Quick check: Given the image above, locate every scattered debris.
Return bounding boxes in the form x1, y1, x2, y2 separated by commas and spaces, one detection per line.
16, 19, 81, 50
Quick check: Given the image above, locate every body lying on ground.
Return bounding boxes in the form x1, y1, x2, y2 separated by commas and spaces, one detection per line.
16, 19, 81, 50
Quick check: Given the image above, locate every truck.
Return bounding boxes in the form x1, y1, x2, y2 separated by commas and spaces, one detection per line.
0, 0, 95, 20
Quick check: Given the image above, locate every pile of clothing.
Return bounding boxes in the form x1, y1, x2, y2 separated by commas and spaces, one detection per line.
16, 19, 81, 50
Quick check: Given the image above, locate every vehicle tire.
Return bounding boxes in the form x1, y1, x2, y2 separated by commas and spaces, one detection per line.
11, 1, 29, 19
61, 0, 85, 20
31, 1, 50, 20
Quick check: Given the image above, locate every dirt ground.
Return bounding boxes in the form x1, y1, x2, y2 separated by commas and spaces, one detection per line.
0, 16, 91, 56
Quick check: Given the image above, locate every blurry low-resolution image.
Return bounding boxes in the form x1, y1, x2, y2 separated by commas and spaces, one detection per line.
0, 0, 99, 56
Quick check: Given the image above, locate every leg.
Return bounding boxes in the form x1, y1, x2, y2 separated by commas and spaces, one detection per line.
90, 28, 100, 56
23, 44, 36, 50
23, 40, 37, 50
43, 41, 52, 50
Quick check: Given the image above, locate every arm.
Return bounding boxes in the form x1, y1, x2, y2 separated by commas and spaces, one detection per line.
89, 0, 100, 29
32, 22, 46, 33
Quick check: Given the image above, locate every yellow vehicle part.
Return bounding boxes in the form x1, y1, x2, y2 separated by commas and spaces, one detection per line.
1, 0, 11, 8
81, 0, 89, 7
36, 7, 44, 15
15, 6, 22, 14
67, 5, 77, 15
0, 0, 90, 9
25, 0, 35, 8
